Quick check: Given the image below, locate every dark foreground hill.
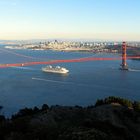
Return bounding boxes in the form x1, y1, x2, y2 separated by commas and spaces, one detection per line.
0, 97, 140, 140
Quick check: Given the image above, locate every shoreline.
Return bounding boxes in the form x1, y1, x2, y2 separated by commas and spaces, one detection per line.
4, 45, 119, 53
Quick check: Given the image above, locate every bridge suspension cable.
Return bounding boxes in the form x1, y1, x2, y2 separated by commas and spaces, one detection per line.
0, 56, 140, 68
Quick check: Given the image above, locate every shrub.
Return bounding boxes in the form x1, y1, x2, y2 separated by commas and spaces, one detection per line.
95, 96, 133, 108
133, 101, 140, 112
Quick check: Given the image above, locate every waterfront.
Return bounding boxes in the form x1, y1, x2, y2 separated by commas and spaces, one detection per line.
0, 45, 140, 116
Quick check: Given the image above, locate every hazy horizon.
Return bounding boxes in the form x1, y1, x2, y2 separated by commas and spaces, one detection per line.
0, 0, 140, 41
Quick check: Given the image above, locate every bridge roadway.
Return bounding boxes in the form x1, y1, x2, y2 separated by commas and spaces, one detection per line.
0, 56, 140, 68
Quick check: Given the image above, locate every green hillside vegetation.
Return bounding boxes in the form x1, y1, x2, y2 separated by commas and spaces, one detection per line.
0, 96, 140, 140
95, 96, 140, 111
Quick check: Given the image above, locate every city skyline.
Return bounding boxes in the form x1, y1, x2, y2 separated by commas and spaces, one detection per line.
0, 0, 140, 41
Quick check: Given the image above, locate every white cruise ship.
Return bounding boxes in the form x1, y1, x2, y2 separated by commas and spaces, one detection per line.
42, 65, 69, 74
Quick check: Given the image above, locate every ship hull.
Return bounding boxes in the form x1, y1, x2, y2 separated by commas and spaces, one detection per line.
42, 68, 69, 74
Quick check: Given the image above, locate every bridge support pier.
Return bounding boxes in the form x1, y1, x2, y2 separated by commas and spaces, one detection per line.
120, 42, 128, 70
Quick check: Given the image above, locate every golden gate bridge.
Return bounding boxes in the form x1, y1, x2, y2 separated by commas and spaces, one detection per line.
0, 42, 140, 69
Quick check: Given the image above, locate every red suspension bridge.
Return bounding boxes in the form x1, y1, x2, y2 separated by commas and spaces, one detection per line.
0, 42, 140, 69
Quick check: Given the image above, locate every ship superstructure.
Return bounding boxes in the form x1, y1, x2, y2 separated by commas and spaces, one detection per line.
42, 65, 69, 74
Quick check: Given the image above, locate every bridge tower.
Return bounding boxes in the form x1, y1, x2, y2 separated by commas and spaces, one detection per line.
121, 42, 128, 70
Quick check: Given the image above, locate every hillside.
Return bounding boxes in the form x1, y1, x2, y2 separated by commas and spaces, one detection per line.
0, 97, 140, 140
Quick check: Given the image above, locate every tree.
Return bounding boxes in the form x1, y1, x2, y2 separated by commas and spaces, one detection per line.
133, 101, 140, 111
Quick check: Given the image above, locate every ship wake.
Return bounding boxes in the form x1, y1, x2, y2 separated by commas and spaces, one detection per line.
129, 68, 140, 72
11, 66, 39, 71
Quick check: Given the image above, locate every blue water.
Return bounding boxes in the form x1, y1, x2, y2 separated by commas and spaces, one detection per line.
0, 45, 140, 116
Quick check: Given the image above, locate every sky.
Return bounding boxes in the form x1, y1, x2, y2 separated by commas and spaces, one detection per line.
0, 0, 140, 41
